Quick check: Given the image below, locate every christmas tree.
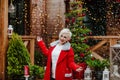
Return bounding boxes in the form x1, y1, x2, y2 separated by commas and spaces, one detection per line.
65, 0, 92, 63
7, 33, 30, 79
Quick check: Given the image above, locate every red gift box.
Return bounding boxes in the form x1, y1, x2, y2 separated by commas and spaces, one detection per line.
72, 62, 87, 79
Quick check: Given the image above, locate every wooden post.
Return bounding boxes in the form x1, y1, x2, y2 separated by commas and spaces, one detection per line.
109, 39, 117, 47
0, 0, 8, 80
20, 36, 36, 65
30, 38, 35, 65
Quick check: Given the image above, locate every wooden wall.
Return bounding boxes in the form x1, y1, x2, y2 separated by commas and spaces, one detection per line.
0, 0, 66, 79
30, 0, 65, 45
0, 0, 8, 80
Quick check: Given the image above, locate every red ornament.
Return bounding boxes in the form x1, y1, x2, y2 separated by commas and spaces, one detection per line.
80, 53, 85, 57
65, 18, 70, 24
24, 65, 29, 76
72, 17, 75, 23
82, 13, 86, 16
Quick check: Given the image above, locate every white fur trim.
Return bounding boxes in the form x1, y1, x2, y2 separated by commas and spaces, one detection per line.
50, 40, 71, 50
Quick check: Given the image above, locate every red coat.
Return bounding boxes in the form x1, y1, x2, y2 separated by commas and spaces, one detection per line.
38, 40, 80, 80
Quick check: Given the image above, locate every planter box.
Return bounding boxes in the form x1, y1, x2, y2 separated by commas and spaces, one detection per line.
36, 78, 43, 80
11, 76, 34, 80
35, 77, 43, 80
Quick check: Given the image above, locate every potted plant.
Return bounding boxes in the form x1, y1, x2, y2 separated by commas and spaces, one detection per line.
29, 65, 45, 80
86, 59, 110, 80
86, 59, 110, 71
6, 33, 31, 80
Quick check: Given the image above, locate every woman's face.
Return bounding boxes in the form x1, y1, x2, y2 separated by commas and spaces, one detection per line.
59, 33, 70, 45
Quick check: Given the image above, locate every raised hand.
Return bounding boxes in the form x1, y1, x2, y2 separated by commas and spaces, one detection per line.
76, 67, 83, 72
37, 36, 42, 41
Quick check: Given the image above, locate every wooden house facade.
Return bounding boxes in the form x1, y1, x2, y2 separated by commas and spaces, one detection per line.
0, 0, 66, 79
0, 0, 120, 80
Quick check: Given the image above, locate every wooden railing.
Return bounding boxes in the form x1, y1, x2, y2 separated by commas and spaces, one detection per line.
9, 35, 36, 65
9, 35, 120, 64
88, 36, 120, 61
21, 36, 36, 65
52, 36, 120, 61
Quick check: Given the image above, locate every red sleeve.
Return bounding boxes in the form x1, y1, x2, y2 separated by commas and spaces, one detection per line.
67, 47, 80, 71
37, 40, 49, 56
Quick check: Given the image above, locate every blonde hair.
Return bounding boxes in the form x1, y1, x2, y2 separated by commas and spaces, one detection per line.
59, 28, 72, 39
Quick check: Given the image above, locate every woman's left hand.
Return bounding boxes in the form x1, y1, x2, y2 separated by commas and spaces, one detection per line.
76, 67, 83, 72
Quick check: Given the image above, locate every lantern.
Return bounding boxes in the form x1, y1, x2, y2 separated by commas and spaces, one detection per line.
24, 65, 29, 80
84, 66, 92, 80
102, 67, 109, 80
110, 41, 120, 79
112, 65, 120, 78
8, 0, 15, 13
8, 25, 13, 36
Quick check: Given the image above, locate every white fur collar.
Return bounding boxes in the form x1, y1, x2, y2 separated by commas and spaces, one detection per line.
50, 40, 71, 50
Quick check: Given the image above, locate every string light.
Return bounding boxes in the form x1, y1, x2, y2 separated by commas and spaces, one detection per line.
106, 1, 120, 35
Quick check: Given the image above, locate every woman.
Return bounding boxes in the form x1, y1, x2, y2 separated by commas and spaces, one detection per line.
37, 28, 83, 80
